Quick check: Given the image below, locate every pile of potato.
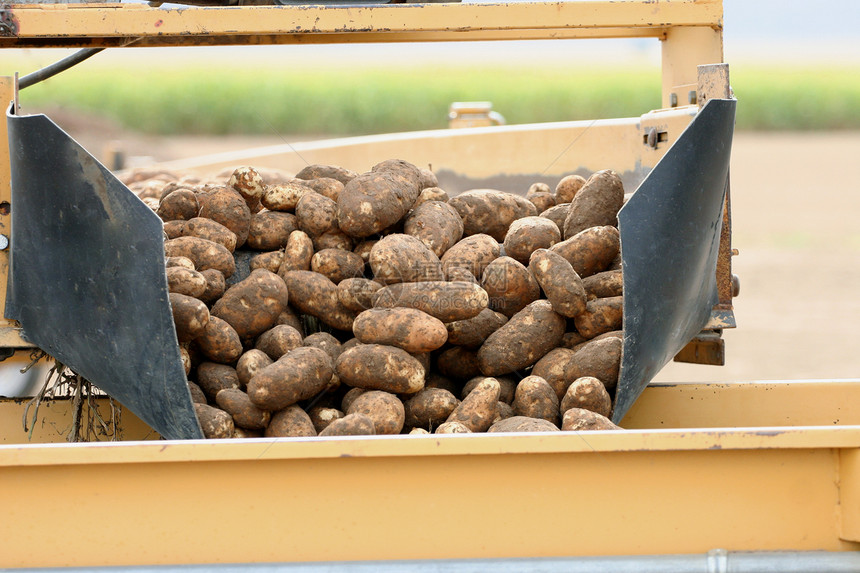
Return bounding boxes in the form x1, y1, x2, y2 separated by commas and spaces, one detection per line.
129, 158, 626, 439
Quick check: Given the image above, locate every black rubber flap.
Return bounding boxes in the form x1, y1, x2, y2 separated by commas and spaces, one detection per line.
6, 110, 203, 440
613, 98, 736, 423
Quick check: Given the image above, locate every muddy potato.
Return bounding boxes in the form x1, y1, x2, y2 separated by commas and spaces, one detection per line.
179, 345, 192, 376
424, 373, 460, 396
228, 166, 265, 210
369, 234, 443, 284
196, 362, 241, 401
560, 331, 589, 350
573, 296, 623, 339
561, 376, 612, 418
163, 220, 186, 239
563, 170, 625, 239
247, 346, 334, 411
527, 192, 556, 214
481, 256, 541, 318
169, 293, 210, 342
448, 189, 537, 241
561, 408, 621, 431
549, 225, 620, 278
311, 248, 365, 284
462, 375, 516, 405
166, 267, 207, 299
353, 308, 448, 353
409, 427, 430, 435
195, 316, 243, 364
436, 346, 482, 381
275, 306, 304, 334
337, 161, 421, 238
512, 375, 560, 426
445, 267, 478, 284
566, 336, 623, 392
555, 174, 587, 204
157, 189, 199, 222
194, 403, 234, 439
335, 344, 425, 394
445, 377, 500, 432
404, 200, 464, 258
296, 192, 339, 238
308, 406, 345, 433
255, 324, 303, 360
445, 308, 508, 349
302, 332, 343, 362
337, 277, 383, 313
435, 421, 471, 434
212, 269, 289, 342
373, 281, 488, 322
282, 271, 358, 332
188, 381, 207, 404
341, 387, 367, 413
347, 391, 405, 435
262, 181, 314, 212
279, 230, 315, 274
265, 405, 318, 437
250, 250, 284, 274
582, 269, 623, 299
246, 210, 297, 251
528, 249, 587, 318
165, 236, 236, 278
488, 416, 560, 433
531, 347, 575, 399
353, 240, 377, 265
295, 163, 358, 186
216, 388, 271, 430
166, 256, 195, 270
413, 187, 449, 208
198, 187, 252, 248
477, 300, 565, 376
539, 203, 570, 234
440, 233, 500, 280
403, 387, 460, 430
300, 177, 343, 202
313, 229, 354, 252
494, 401, 515, 422
236, 349, 274, 387
199, 269, 226, 305
419, 168, 438, 189
503, 216, 562, 265
319, 413, 376, 437
182, 217, 238, 253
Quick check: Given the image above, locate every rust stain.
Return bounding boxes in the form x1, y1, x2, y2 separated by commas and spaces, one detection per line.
154, 19, 163, 28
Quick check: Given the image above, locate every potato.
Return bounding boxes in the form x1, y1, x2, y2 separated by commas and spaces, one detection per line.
265, 405, 317, 438
528, 248, 587, 318
299, 177, 343, 202
563, 170, 625, 239
262, 181, 313, 212
502, 216, 561, 265
347, 391, 405, 435
295, 163, 358, 186
530, 347, 575, 399
196, 362, 241, 401
573, 296, 623, 339
296, 192, 339, 238
409, 427, 430, 435
157, 189, 199, 222
445, 308, 508, 349
481, 256, 541, 318
369, 234, 443, 285
448, 189, 537, 241
182, 217, 238, 253
353, 239, 377, 264
488, 416, 560, 433
434, 421, 470, 433
445, 267, 478, 284
188, 380, 207, 404
372, 281, 488, 322
246, 210, 297, 251
424, 373, 459, 395
582, 269, 623, 299
211, 269, 289, 342
336, 161, 421, 238
311, 248, 365, 284
199, 269, 226, 305
194, 403, 234, 439
247, 346, 334, 411
313, 229, 354, 252
549, 225, 620, 278
341, 387, 367, 413
228, 166, 265, 210
308, 406, 345, 433
236, 349, 273, 388
539, 203, 570, 233
255, 324, 303, 360
512, 375, 560, 426
353, 308, 448, 353
566, 336, 623, 393
163, 220, 185, 240
435, 346, 481, 381
335, 344, 425, 394
179, 345, 192, 376
282, 271, 358, 332
165, 236, 235, 278
337, 277, 383, 313
440, 233, 500, 280
278, 230, 315, 274
445, 377, 500, 432
413, 187, 449, 207
404, 200, 464, 258
477, 299, 565, 376
250, 250, 284, 274
302, 332, 343, 362
528, 192, 556, 214
195, 316, 243, 364
166, 266, 207, 299
166, 255, 195, 270
198, 187, 251, 248
216, 388, 271, 430
462, 375, 516, 405
419, 168, 438, 189
561, 376, 612, 418
561, 408, 621, 431
494, 401, 515, 422
233, 427, 263, 439
560, 331, 588, 349
169, 293, 210, 342
555, 174, 586, 204
403, 388, 460, 430
319, 413, 376, 436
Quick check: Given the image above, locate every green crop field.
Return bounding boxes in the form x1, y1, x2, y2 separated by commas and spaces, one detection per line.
9, 58, 860, 136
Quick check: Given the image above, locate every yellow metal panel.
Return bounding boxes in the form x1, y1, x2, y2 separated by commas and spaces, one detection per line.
661, 26, 724, 108
840, 448, 860, 542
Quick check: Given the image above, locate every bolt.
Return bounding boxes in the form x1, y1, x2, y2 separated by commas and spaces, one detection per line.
0, 234, 8, 251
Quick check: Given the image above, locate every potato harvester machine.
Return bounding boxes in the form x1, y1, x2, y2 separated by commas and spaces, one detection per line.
1, 0, 859, 569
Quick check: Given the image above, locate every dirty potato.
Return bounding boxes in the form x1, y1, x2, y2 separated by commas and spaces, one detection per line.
247, 346, 334, 411
372, 281, 488, 322
436, 346, 482, 381
308, 406, 344, 433
582, 269, 623, 299
563, 170, 625, 239
528, 248, 587, 318
246, 210, 297, 251
337, 277, 383, 313
573, 296, 623, 339
311, 248, 365, 284
296, 192, 339, 238
403, 200, 464, 258
319, 413, 376, 437
282, 270, 358, 332
488, 416, 560, 433
216, 388, 271, 430
236, 349, 273, 387
194, 403, 234, 439
166, 266, 207, 299
448, 189, 537, 241
346, 391, 405, 435
403, 388, 460, 430
278, 230, 315, 274
561, 376, 612, 418
196, 362, 241, 401
550, 225, 620, 278
502, 216, 561, 265
445, 377, 500, 432
211, 269, 289, 342
440, 233, 500, 280
249, 251, 284, 274
261, 181, 314, 212
336, 161, 421, 238
353, 308, 448, 353
295, 163, 358, 186
157, 189, 199, 222
198, 187, 252, 248
445, 308, 508, 349
477, 299, 565, 376
195, 316, 243, 364
512, 375, 560, 426
481, 256, 541, 318
165, 236, 235, 278
369, 234, 443, 284
182, 217, 238, 253
335, 344, 425, 394
169, 293, 210, 342
265, 405, 317, 437
462, 375, 516, 405
255, 324, 303, 360
199, 269, 226, 305
561, 408, 621, 431
555, 174, 587, 204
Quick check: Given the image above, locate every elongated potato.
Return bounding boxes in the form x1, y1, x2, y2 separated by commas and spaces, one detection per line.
165, 236, 235, 278
563, 169, 625, 239
582, 269, 623, 299
169, 293, 210, 342
182, 217, 237, 253
481, 256, 541, 318
440, 234, 500, 280
337, 161, 421, 238
246, 210, 297, 251
319, 413, 376, 437
372, 281, 488, 322
512, 375, 560, 426
295, 163, 358, 186
346, 391, 405, 435
265, 405, 317, 437
531, 347, 576, 399
404, 388, 460, 430
337, 277, 383, 313
448, 189, 537, 241
216, 388, 271, 430
247, 346, 334, 411
353, 308, 448, 353
195, 315, 243, 364
404, 200, 464, 257
566, 336, 623, 392
488, 416, 559, 433
561, 408, 621, 431
369, 234, 443, 284
561, 376, 612, 418
262, 181, 314, 212
549, 225, 620, 278
311, 248, 365, 284
503, 216, 561, 265
528, 248, 587, 318
477, 299, 565, 376
462, 375, 516, 405
194, 403, 234, 439
278, 229, 315, 274
573, 296, 623, 339
282, 270, 358, 332
211, 269, 289, 342
445, 308, 508, 349
445, 377, 500, 432
335, 344, 425, 394
166, 266, 207, 299
198, 187, 251, 248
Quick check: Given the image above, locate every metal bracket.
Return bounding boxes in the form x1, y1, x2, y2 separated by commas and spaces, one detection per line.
0, 8, 17, 37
